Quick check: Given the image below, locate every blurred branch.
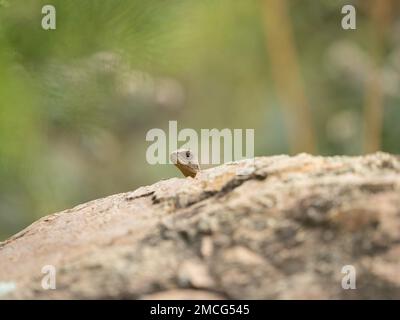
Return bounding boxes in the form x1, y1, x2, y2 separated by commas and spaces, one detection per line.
363, 0, 392, 153
261, 0, 315, 154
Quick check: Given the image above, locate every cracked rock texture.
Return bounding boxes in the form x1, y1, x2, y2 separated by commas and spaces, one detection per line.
1, 152, 400, 299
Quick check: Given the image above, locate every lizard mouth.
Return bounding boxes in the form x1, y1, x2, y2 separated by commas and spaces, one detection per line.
175, 162, 198, 177
170, 152, 179, 165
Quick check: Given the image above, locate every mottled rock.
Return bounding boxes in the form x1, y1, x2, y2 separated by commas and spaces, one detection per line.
0, 152, 399, 299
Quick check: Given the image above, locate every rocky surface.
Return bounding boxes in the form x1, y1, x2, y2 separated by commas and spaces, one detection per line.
1, 152, 400, 299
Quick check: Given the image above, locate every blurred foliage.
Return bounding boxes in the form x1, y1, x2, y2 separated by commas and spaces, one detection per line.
0, 0, 399, 239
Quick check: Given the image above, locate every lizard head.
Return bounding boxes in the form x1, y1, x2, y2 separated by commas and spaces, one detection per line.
170, 149, 200, 178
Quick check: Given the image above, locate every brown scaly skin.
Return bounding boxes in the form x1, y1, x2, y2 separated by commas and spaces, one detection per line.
170, 149, 201, 178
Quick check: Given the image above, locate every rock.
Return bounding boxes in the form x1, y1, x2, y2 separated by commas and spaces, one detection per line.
0, 152, 400, 299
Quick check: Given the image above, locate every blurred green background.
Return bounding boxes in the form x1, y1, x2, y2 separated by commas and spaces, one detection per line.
0, 0, 399, 240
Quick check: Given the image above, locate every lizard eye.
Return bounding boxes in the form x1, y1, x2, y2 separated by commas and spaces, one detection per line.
186, 151, 191, 158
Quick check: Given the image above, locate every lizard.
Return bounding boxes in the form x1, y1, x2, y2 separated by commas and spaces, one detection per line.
170, 149, 201, 178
